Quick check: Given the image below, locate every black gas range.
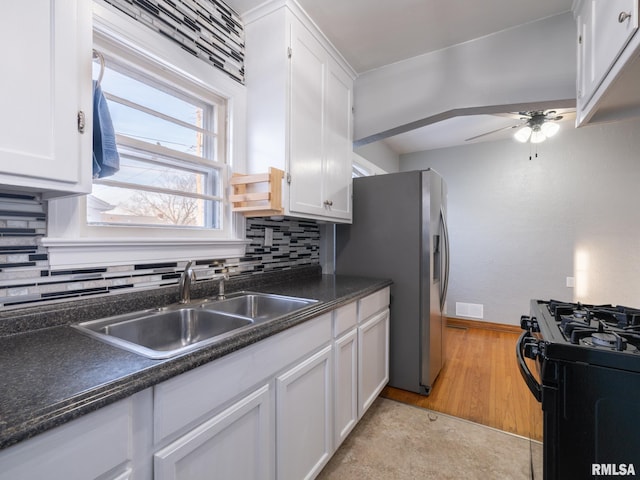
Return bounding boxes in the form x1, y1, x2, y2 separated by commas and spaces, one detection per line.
518, 299, 640, 479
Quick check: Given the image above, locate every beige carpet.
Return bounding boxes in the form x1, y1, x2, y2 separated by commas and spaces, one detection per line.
318, 397, 542, 480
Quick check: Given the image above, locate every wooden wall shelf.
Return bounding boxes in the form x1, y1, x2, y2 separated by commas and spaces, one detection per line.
230, 167, 284, 217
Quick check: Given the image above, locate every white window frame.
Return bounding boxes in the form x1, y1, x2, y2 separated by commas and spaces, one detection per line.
43, 1, 248, 269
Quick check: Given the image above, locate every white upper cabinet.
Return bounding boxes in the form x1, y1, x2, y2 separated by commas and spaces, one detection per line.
245, 0, 355, 222
574, 0, 640, 126
0, 0, 92, 198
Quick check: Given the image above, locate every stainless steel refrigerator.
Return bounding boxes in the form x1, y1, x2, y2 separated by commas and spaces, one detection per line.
335, 169, 450, 395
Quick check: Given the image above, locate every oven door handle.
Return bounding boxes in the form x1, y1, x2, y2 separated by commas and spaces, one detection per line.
517, 330, 542, 402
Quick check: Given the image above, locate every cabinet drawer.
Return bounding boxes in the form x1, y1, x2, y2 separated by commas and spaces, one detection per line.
333, 301, 357, 337
358, 287, 390, 321
0, 398, 131, 480
154, 313, 332, 444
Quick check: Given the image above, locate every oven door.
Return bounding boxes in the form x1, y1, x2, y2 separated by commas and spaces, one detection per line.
517, 330, 542, 402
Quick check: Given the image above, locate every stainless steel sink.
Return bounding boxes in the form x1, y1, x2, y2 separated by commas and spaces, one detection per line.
73, 292, 318, 359
201, 292, 318, 321
74, 308, 253, 359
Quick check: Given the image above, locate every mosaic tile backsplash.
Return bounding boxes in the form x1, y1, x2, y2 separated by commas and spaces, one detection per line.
0, 192, 319, 309
101, 0, 245, 84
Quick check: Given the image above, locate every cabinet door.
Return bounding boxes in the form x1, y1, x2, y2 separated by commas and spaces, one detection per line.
334, 328, 358, 448
592, 0, 638, 87
0, 0, 91, 197
576, 1, 593, 104
289, 18, 326, 217
276, 345, 332, 480
323, 60, 353, 221
0, 399, 131, 480
358, 309, 390, 418
579, 0, 639, 105
154, 384, 273, 480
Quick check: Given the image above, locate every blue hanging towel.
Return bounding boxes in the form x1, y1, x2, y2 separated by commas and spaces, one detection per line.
92, 80, 120, 178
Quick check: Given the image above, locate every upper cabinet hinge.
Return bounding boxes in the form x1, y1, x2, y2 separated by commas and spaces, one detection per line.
286, 172, 292, 184
77, 111, 86, 134
287, 47, 292, 59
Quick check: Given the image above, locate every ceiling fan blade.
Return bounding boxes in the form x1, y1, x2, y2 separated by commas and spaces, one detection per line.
490, 112, 526, 120
555, 110, 576, 120
465, 123, 521, 142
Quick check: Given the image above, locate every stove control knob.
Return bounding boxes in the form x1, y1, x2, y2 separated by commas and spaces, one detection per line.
523, 340, 541, 360
520, 315, 540, 332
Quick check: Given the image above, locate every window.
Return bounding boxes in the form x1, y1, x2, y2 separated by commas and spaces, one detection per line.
90, 58, 227, 229
43, 4, 248, 269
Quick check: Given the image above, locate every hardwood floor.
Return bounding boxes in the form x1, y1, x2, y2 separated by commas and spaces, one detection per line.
381, 321, 543, 441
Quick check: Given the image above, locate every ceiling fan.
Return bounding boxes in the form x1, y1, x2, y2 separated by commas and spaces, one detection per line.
465, 109, 576, 143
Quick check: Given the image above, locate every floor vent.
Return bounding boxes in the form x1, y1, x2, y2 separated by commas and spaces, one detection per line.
455, 302, 484, 319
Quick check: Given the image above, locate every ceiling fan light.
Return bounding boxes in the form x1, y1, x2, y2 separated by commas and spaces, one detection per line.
514, 126, 532, 143
541, 122, 560, 138
530, 130, 546, 143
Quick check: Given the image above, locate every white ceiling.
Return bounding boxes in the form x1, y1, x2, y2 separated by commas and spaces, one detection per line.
383, 109, 577, 154
227, 0, 575, 154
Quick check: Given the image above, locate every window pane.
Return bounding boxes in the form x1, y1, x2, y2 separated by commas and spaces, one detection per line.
89, 184, 221, 228
102, 154, 219, 196
107, 101, 209, 157
99, 65, 207, 130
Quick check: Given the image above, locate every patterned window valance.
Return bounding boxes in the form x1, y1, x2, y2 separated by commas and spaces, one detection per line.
103, 0, 245, 84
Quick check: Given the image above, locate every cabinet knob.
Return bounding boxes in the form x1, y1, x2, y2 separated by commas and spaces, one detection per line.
323, 200, 333, 207
618, 11, 632, 23
77, 111, 86, 134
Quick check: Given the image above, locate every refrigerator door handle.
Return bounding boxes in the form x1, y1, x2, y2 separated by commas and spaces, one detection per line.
439, 207, 450, 312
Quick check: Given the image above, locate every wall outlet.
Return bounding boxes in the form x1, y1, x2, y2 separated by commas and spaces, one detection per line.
264, 227, 273, 247
566, 276, 575, 288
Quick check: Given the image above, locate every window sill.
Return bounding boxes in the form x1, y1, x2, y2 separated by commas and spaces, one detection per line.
41, 237, 249, 270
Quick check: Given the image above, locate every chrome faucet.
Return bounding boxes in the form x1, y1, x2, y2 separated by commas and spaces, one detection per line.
179, 261, 196, 304
213, 272, 230, 300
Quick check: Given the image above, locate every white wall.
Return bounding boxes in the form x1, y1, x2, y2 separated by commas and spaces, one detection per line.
354, 12, 576, 142
355, 142, 400, 173
401, 118, 640, 325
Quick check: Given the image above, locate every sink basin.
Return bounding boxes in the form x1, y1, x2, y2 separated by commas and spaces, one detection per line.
201, 292, 318, 321
74, 292, 318, 359
74, 308, 253, 359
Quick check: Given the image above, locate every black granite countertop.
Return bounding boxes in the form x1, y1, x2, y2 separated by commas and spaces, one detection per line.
0, 271, 391, 450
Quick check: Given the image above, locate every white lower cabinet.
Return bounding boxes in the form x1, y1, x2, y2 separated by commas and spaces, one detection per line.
0, 396, 134, 480
333, 328, 358, 447
154, 384, 272, 480
0, 289, 390, 480
276, 345, 333, 480
358, 309, 390, 418
332, 288, 390, 450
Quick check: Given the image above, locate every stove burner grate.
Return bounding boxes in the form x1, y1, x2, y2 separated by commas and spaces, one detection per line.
591, 332, 625, 348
